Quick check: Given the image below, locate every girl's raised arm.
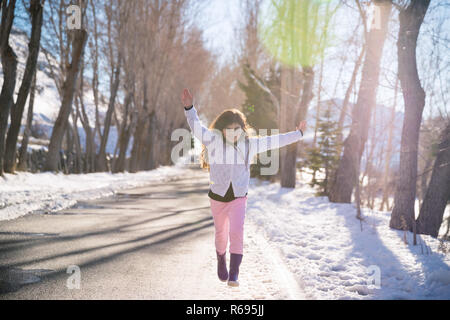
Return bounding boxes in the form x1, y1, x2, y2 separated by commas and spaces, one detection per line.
181, 88, 215, 145
250, 121, 307, 154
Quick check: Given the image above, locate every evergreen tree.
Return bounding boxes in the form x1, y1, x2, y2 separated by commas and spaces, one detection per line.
238, 62, 280, 180
238, 62, 279, 130
307, 104, 340, 196
307, 146, 322, 187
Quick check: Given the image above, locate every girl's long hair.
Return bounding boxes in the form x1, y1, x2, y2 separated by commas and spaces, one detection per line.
200, 108, 253, 171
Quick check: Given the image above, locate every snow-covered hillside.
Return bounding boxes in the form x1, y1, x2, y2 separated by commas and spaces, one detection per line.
2, 29, 124, 155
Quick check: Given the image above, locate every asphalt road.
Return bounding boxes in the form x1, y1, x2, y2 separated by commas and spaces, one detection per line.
0, 168, 305, 300
0, 169, 224, 299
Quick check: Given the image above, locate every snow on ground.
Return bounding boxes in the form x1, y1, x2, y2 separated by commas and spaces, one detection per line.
246, 172, 450, 300
1, 161, 449, 299
189, 219, 306, 300
0, 163, 188, 222
0, 160, 305, 300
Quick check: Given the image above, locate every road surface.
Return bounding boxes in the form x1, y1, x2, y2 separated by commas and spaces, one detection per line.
0, 168, 305, 299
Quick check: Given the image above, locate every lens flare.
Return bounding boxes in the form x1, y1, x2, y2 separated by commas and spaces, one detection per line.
257, 0, 335, 67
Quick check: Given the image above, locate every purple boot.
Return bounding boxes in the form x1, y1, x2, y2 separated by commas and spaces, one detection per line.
227, 253, 243, 287
216, 251, 228, 282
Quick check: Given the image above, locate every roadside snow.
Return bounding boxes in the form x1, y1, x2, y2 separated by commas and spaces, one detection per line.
246, 174, 450, 300
0, 164, 187, 222
1, 163, 448, 300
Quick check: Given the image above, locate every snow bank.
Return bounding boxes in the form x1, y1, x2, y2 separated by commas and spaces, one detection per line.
246, 174, 450, 300
0, 161, 189, 222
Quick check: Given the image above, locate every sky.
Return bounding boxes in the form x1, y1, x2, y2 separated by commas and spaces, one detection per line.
10, 0, 448, 119
196, 0, 449, 119
195, 0, 242, 68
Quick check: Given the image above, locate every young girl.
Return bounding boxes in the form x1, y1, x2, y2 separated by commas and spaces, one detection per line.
181, 88, 306, 287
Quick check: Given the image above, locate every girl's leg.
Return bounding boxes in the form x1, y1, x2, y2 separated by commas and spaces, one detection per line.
227, 196, 247, 286
227, 196, 247, 255
209, 198, 229, 255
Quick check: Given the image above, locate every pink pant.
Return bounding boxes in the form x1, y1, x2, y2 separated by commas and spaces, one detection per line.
209, 196, 247, 255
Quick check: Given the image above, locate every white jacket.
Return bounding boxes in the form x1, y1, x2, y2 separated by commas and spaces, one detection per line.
184, 105, 303, 197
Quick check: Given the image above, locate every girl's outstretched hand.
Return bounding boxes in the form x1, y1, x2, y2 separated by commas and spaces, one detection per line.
296, 120, 307, 133
181, 88, 193, 108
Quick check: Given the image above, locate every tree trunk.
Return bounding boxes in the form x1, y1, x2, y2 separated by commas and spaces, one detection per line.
17, 70, 37, 171
90, 0, 101, 161
4, 0, 43, 173
114, 92, 134, 173
390, 0, 431, 234
380, 76, 399, 211
0, 0, 17, 176
326, 47, 365, 196
44, 30, 88, 172
70, 105, 82, 173
111, 108, 121, 166
143, 111, 157, 171
77, 59, 95, 173
419, 157, 433, 203
415, 121, 450, 238
329, 0, 391, 203
280, 66, 314, 188
129, 114, 146, 173
66, 123, 74, 173
313, 53, 324, 147
336, 46, 365, 155
148, 112, 158, 170
96, 55, 122, 172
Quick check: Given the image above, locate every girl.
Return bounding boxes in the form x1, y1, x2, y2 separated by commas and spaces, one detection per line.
181, 88, 306, 287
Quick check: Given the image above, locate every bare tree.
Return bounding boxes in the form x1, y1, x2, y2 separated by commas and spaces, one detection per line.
254, 0, 336, 188
416, 120, 450, 237
17, 70, 37, 171
95, 0, 126, 172
237, 0, 267, 72
380, 75, 399, 211
389, 0, 431, 237
329, 0, 392, 203
335, 46, 365, 154
4, 0, 44, 173
44, 28, 88, 171
76, 52, 95, 172
113, 91, 134, 173
0, 0, 17, 176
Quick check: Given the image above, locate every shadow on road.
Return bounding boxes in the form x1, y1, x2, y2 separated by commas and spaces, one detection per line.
0, 214, 213, 295
0, 205, 210, 249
